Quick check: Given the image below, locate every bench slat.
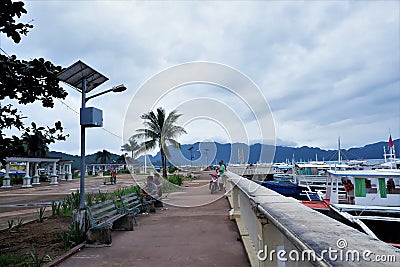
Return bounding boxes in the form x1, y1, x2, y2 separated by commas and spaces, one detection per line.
90, 204, 117, 217
89, 199, 115, 209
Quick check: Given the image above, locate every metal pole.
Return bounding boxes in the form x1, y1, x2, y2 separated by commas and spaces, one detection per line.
79, 78, 86, 209
205, 148, 209, 167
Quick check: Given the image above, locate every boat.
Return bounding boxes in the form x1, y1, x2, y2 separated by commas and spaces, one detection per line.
253, 179, 303, 197
380, 135, 400, 169
325, 168, 400, 247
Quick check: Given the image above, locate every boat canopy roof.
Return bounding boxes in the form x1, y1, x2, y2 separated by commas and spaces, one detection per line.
295, 163, 349, 169
327, 169, 400, 178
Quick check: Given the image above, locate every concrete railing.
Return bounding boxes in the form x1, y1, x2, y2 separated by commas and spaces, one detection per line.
229, 165, 273, 177
224, 171, 400, 267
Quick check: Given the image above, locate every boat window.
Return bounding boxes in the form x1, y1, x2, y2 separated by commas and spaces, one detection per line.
378, 178, 387, 198
354, 178, 366, 197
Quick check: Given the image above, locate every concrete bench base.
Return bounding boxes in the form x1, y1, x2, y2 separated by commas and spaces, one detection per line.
86, 214, 134, 246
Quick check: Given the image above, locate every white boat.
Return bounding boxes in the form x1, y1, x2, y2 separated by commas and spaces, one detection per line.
325, 169, 400, 247
380, 140, 400, 169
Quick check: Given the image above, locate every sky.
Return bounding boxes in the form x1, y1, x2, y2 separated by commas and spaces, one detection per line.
1, 0, 399, 157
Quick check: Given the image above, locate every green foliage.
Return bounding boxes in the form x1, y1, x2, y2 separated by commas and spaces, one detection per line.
59, 231, 71, 252
85, 192, 95, 207
15, 218, 23, 231
168, 174, 183, 186
68, 222, 85, 246
0, 0, 33, 43
7, 219, 14, 232
0, 252, 27, 266
97, 190, 109, 202
30, 245, 51, 267
6, 218, 23, 232
0, 0, 68, 164
58, 221, 85, 252
51, 201, 61, 216
131, 107, 187, 178
94, 150, 112, 164
65, 191, 80, 210
37, 206, 46, 222
168, 165, 179, 174
121, 138, 140, 159
11, 176, 23, 185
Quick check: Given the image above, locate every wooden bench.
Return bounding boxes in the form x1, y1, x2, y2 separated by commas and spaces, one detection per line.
119, 193, 143, 225
86, 199, 133, 246
140, 193, 158, 213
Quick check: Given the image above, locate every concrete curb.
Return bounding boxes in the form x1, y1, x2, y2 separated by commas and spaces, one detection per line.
43, 243, 86, 267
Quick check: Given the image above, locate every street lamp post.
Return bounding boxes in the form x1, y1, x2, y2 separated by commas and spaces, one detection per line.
79, 83, 126, 209
205, 148, 209, 168
188, 146, 194, 167
57, 61, 127, 227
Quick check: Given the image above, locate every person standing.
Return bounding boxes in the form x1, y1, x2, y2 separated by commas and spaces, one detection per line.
218, 161, 225, 191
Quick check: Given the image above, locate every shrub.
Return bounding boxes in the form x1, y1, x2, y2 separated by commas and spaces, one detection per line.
168, 174, 183, 186
69, 222, 85, 246
168, 165, 179, 174
11, 176, 23, 185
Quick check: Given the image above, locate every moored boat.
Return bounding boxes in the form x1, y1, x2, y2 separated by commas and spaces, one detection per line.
325, 168, 400, 247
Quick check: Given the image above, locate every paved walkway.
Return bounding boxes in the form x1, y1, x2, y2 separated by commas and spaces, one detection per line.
0, 172, 250, 266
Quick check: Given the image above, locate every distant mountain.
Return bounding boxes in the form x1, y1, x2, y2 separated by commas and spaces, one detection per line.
49, 139, 399, 168
140, 139, 400, 165
48, 151, 123, 170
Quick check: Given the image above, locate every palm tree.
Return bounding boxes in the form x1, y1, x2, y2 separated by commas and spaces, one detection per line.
94, 149, 112, 164
121, 138, 140, 159
132, 107, 187, 178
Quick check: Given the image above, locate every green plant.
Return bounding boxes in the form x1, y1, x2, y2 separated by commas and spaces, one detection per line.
51, 201, 62, 216
6, 218, 23, 233
59, 231, 71, 251
37, 207, 46, 222
69, 222, 86, 246
14, 218, 24, 231
0, 253, 27, 266
7, 219, 15, 232
97, 190, 109, 202
61, 202, 69, 214
168, 165, 179, 173
168, 174, 183, 186
11, 176, 23, 185
30, 245, 47, 267
70, 191, 80, 209
86, 192, 95, 207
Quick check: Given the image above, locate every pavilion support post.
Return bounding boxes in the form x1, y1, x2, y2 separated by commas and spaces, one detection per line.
58, 163, 65, 181
22, 161, 32, 188
67, 164, 73, 181
50, 161, 58, 185
1, 163, 11, 188
32, 162, 40, 185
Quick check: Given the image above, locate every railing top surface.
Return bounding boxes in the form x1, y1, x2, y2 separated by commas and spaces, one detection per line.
226, 171, 400, 266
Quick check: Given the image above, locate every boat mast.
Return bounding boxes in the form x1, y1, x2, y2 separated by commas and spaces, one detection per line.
384, 146, 387, 163
338, 136, 341, 164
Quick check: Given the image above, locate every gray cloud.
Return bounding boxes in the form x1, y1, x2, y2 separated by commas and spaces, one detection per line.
1, 0, 398, 156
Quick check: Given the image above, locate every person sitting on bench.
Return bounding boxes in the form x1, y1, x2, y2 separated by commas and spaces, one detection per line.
143, 175, 159, 199
154, 173, 164, 207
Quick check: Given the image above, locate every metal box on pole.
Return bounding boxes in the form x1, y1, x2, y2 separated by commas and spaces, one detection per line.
80, 107, 103, 127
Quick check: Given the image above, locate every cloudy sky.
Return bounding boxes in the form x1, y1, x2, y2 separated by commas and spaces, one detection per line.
2, 0, 399, 157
